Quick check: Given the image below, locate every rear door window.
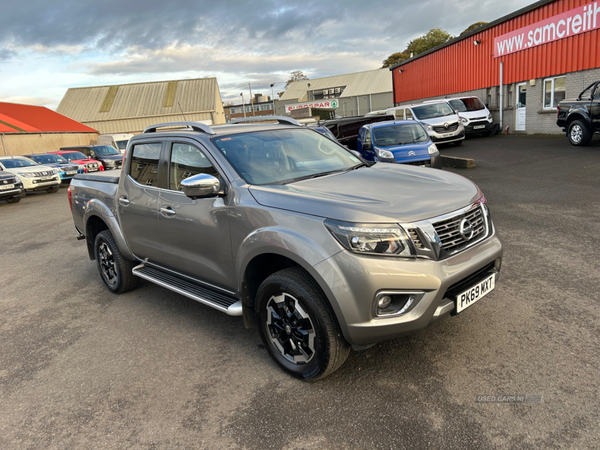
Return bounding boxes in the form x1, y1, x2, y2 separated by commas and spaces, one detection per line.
129, 143, 161, 186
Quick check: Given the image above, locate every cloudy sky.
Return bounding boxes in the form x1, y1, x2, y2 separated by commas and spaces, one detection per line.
0, 0, 529, 109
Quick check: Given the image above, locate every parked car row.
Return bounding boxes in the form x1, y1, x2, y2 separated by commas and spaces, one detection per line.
0, 145, 124, 204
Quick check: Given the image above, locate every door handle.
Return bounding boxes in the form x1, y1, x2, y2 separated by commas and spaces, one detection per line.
160, 206, 176, 217
118, 196, 130, 206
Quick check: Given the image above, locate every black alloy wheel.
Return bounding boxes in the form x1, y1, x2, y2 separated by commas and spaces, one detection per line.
94, 230, 139, 294
255, 267, 350, 381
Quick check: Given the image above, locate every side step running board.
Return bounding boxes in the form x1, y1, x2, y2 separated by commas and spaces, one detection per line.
132, 264, 242, 316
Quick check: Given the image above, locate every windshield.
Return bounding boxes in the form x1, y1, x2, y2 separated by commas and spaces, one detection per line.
312, 127, 337, 141
61, 152, 88, 161
27, 154, 68, 164
373, 124, 429, 147
212, 129, 362, 185
0, 157, 38, 168
115, 140, 128, 150
448, 98, 485, 112
93, 145, 120, 156
412, 103, 455, 120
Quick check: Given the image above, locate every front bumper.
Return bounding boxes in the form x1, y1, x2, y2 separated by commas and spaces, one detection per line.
464, 121, 493, 135
430, 129, 465, 144
313, 228, 503, 347
21, 175, 61, 191
0, 183, 25, 200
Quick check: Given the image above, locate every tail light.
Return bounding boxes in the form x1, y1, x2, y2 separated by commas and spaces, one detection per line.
67, 185, 73, 213
556, 105, 560, 120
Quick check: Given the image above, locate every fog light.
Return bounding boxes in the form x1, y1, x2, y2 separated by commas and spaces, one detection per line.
377, 295, 392, 309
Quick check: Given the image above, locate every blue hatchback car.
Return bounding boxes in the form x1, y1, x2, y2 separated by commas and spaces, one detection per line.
356, 120, 442, 168
23, 153, 84, 182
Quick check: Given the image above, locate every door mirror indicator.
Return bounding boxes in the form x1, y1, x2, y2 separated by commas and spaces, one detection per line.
180, 173, 222, 198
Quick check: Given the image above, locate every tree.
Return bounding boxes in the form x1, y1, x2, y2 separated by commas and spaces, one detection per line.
461, 22, 488, 35
382, 28, 454, 68
285, 70, 309, 90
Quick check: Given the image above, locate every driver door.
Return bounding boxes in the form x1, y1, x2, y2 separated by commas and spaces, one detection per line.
157, 140, 235, 291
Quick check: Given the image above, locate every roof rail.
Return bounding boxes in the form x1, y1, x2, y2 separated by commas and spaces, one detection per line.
143, 121, 216, 135
230, 116, 301, 126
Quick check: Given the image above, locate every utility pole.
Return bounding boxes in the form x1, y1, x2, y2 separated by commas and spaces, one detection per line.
270, 83, 275, 115
240, 93, 246, 118
248, 83, 255, 116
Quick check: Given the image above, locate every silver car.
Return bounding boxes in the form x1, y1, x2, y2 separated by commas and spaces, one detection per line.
69, 118, 501, 380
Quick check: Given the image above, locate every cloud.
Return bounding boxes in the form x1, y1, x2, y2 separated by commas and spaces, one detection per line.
0, 96, 55, 107
0, 0, 528, 106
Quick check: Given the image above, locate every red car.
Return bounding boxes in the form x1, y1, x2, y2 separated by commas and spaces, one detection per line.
47, 151, 105, 173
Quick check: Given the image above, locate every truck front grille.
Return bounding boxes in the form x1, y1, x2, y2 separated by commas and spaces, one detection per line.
432, 205, 486, 254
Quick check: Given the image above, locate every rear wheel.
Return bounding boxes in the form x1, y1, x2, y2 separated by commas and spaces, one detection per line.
567, 120, 593, 146
255, 267, 350, 381
47, 186, 60, 193
94, 230, 139, 293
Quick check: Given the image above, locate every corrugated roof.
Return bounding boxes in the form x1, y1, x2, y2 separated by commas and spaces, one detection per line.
0, 102, 97, 133
57, 77, 220, 122
279, 68, 392, 101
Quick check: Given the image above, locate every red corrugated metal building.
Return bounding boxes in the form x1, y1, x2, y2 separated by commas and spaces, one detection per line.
0, 102, 97, 157
390, 0, 600, 133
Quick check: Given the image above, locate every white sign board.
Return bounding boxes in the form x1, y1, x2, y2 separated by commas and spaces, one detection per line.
285, 99, 338, 113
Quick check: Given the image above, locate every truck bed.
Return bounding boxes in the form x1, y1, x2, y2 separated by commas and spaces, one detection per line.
73, 172, 120, 184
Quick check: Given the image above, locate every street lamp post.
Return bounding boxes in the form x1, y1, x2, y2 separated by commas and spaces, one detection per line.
240, 92, 246, 118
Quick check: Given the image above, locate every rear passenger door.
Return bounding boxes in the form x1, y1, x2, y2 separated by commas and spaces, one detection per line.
157, 140, 235, 291
117, 141, 164, 262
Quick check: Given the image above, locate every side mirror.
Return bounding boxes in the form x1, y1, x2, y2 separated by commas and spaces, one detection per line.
180, 173, 222, 198
362, 142, 372, 151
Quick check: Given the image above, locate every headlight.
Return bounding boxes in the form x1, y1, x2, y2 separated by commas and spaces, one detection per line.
487, 113, 492, 121
324, 220, 414, 257
377, 149, 394, 159
18, 172, 35, 178
423, 124, 433, 131
50, 169, 57, 175
427, 143, 438, 155
460, 117, 468, 124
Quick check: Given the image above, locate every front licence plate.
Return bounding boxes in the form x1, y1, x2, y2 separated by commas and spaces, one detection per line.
456, 273, 495, 313
0, 184, 15, 190
67, 171, 77, 175
41, 177, 53, 181
474, 125, 486, 130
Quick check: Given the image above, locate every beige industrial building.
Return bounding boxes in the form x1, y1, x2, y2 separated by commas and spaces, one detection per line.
276, 68, 393, 117
57, 77, 226, 135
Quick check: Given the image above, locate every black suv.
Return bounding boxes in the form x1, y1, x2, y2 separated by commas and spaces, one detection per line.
0, 170, 24, 203
60, 145, 124, 170
556, 81, 600, 146
321, 115, 395, 149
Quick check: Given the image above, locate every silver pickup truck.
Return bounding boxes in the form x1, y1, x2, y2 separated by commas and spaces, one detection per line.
69, 118, 503, 380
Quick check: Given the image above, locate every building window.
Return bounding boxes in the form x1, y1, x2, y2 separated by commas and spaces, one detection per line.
230, 108, 235, 114
543, 76, 566, 109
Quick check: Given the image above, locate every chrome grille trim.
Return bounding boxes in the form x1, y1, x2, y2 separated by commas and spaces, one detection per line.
402, 202, 491, 261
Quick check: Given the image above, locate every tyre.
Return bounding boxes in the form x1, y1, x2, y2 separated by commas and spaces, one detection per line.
94, 230, 139, 294
6, 196, 21, 203
453, 139, 463, 146
567, 120, 593, 146
47, 186, 60, 193
255, 267, 350, 381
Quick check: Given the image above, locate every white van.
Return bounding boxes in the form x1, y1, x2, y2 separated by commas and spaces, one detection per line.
96, 134, 135, 154
425, 97, 494, 137
386, 102, 465, 146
